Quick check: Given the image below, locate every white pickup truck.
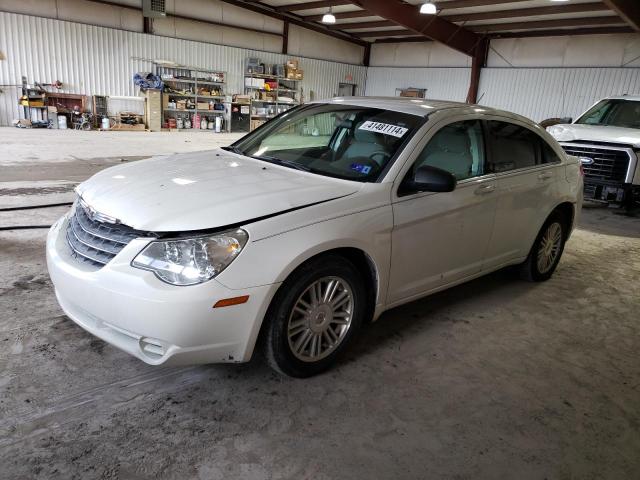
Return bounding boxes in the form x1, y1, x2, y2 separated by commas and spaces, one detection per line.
547, 96, 640, 208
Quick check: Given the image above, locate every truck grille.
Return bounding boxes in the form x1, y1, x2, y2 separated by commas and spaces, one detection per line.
65, 203, 144, 268
561, 144, 631, 183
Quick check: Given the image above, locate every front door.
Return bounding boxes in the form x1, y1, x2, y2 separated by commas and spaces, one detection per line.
387, 119, 498, 305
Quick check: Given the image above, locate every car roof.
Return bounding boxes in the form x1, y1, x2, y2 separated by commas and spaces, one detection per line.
605, 95, 640, 101
310, 96, 538, 126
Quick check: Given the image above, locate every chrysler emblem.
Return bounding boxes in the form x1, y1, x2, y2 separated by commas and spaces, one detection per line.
79, 198, 120, 224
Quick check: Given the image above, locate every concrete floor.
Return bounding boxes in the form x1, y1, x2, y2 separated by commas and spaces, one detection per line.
1, 128, 639, 479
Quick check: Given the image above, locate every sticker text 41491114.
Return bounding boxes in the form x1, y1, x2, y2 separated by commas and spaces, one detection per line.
358, 121, 409, 138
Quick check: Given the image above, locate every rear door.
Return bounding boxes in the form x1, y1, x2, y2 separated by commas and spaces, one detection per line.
387, 117, 498, 304
482, 119, 563, 268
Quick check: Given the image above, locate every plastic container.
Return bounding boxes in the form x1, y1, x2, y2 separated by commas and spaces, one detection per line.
101, 117, 110, 130
58, 115, 68, 129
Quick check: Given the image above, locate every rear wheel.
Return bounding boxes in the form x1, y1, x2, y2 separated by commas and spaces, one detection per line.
519, 213, 567, 282
264, 255, 367, 377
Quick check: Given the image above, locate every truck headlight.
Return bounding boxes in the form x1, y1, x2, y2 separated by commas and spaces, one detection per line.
132, 229, 248, 286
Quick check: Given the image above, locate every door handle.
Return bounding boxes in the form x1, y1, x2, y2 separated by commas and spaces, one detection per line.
474, 184, 495, 195
538, 171, 553, 180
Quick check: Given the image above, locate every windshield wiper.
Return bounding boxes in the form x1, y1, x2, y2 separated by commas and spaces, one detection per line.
222, 145, 244, 155
252, 155, 312, 172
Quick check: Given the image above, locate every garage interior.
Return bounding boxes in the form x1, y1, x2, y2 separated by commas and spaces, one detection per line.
1, 0, 639, 478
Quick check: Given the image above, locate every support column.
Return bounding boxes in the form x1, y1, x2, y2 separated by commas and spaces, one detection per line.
282, 20, 289, 54
466, 38, 489, 104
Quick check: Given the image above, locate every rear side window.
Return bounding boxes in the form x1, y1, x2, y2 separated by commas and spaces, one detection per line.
486, 121, 540, 173
541, 141, 562, 164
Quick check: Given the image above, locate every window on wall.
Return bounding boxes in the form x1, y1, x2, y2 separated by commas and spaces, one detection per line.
486, 121, 540, 173
411, 120, 485, 181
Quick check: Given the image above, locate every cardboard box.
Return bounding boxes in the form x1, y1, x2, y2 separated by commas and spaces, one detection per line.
286, 59, 299, 70
234, 95, 251, 105
197, 102, 211, 110
251, 119, 265, 131
286, 67, 297, 79
295, 69, 304, 80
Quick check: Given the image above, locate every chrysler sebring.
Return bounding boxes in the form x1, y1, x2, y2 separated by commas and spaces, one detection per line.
47, 98, 583, 377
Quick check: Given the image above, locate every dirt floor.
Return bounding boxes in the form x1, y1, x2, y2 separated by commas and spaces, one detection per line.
1, 128, 639, 479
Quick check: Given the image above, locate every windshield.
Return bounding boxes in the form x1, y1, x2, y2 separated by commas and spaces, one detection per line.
228, 103, 424, 182
576, 99, 640, 129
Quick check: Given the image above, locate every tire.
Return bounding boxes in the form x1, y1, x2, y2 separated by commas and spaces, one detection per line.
519, 212, 567, 282
263, 255, 367, 378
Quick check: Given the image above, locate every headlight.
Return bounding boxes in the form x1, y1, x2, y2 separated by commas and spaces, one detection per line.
132, 229, 248, 286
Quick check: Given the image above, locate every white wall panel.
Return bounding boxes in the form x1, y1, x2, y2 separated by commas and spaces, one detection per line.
370, 42, 471, 68
287, 25, 364, 65
0, 12, 367, 125
365, 67, 471, 102
489, 34, 640, 68
478, 68, 640, 122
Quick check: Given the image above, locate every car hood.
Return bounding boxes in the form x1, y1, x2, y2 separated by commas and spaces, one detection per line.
547, 123, 640, 148
76, 149, 361, 232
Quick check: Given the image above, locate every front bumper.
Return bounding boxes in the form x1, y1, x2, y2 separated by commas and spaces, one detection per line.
46, 214, 280, 365
583, 178, 639, 204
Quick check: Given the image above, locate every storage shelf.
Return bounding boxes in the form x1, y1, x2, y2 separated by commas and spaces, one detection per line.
164, 108, 225, 114
163, 78, 225, 86
165, 93, 226, 100
245, 73, 300, 82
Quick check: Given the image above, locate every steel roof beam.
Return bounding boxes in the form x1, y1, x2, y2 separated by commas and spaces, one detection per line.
602, 0, 640, 31
353, 0, 484, 56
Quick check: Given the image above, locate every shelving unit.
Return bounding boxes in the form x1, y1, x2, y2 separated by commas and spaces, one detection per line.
244, 70, 300, 130
18, 77, 49, 128
156, 64, 230, 132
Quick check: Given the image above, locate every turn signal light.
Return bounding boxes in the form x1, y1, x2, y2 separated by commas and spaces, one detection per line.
213, 295, 250, 308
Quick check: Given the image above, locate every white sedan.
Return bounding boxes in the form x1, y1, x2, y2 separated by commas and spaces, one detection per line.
47, 97, 583, 377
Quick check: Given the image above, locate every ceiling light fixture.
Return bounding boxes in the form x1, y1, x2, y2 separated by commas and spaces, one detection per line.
322, 7, 336, 24
420, 2, 437, 14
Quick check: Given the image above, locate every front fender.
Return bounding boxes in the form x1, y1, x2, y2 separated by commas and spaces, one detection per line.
215, 205, 393, 306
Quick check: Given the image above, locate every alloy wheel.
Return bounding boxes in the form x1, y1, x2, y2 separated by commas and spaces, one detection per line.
537, 222, 563, 274
287, 276, 354, 362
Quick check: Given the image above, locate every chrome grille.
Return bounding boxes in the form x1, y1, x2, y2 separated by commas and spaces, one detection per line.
561, 143, 631, 182
65, 203, 143, 268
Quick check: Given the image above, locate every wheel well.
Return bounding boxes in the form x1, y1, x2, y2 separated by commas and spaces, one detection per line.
305, 248, 378, 322
552, 202, 575, 238
254, 247, 379, 355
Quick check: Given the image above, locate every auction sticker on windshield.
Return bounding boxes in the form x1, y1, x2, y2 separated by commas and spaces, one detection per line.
358, 121, 409, 138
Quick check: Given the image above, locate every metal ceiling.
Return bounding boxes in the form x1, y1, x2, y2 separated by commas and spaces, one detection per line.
225, 0, 638, 44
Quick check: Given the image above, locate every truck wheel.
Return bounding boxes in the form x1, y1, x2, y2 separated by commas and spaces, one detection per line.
264, 255, 366, 378
519, 213, 567, 282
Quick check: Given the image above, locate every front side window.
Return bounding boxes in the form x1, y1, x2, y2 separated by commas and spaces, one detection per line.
576, 99, 640, 129
486, 121, 540, 173
230, 104, 424, 182
409, 120, 485, 182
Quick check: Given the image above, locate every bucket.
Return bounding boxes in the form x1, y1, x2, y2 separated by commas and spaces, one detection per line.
215, 116, 222, 133
101, 117, 110, 130
58, 115, 68, 130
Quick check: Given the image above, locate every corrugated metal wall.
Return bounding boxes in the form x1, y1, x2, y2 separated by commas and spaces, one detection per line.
0, 11, 367, 125
478, 68, 640, 122
365, 67, 471, 102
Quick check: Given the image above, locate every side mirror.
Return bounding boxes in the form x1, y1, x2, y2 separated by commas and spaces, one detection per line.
400, 165, 457, 195
562, 117, 573, 124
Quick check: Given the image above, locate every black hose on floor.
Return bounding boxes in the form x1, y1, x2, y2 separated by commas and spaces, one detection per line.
0, 225, 52, 231
0, 202, 73, 212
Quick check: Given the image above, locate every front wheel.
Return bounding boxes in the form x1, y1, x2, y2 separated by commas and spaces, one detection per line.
519, 214, 567, 282
263, 255, 367, 377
